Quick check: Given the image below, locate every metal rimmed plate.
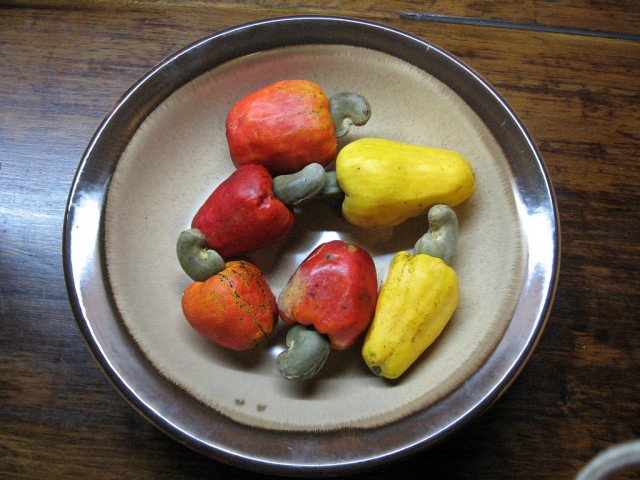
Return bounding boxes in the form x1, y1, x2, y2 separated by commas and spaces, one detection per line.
63, 16, 559, 476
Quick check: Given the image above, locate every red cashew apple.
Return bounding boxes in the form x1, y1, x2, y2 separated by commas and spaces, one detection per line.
278, 240, 378, 350
226, 79, 371, 175
181, 260, 277, 351
191, 164, 294, 258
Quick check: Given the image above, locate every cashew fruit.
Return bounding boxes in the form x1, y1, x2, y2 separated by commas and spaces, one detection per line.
226, 80, 370, 175
335, 138, 475, 228
182, 260, 277, 351
362, 205, 460, 379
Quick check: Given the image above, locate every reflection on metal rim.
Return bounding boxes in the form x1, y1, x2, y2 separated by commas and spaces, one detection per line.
63, 16, 559, 476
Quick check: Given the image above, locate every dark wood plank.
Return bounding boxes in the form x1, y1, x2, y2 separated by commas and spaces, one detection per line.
4, 0, 640, 35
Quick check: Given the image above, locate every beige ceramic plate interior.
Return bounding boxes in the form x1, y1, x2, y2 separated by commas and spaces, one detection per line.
64, 17, 559, 476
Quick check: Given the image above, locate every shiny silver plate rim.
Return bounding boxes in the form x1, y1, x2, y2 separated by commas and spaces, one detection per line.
63, 16, 560, 477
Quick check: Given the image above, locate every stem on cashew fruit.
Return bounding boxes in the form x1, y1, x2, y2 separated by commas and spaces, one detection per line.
413, 204, 459, 264
276, 325, 331, 381
329, 92, 371, 138
176, 229, 226, 281
271, 163, 326, 206
318, 170, 345, 207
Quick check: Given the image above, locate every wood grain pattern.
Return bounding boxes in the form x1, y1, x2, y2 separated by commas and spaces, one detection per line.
4, 0, 640, 35
1, 1, 639, 478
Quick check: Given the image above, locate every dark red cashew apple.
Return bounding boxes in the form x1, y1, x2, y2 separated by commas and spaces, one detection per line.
189, 162, 325, 261
191, 164, 292, 259
226, 80, 371, 175
276, 240, 378, 381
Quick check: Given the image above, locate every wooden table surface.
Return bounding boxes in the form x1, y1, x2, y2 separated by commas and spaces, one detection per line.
2, 1, 639, 478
